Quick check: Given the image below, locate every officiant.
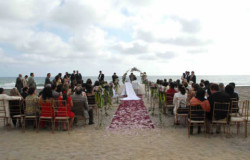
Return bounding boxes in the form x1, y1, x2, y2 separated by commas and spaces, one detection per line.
129, 73, 137, 82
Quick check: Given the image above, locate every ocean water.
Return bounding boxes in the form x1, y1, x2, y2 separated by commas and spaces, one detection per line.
0, 75, 250, 89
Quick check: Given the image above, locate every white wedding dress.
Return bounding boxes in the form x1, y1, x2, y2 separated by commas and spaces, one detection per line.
121, 77, 140, 100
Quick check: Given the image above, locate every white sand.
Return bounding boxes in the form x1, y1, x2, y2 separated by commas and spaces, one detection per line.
0, 87, 250, 160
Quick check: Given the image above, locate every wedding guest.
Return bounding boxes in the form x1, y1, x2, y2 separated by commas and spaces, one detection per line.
15, 74, 23, 94
75, 70, 82, 84
189, 88, 210, 134
208, 83, 230, 133
0, 88, 22, 127
164, 83, 177, 113
229, 82, 239, 97
162, 79, 168, 87
39, 86, 54, 128
71, 86, 94, 125
98, 71, 104, 83
51, 84, 60, 99
53, 75, 61, 86
173, 85, 187, 124
181, 73, 186, 81
112, 73, 118, 83
186, 71, 190, 82
21, 87, 29, 99
187, 83, 200, 106
57, 88, 75, 130
9, 88, 23, 127
189, 71, 196, 84
225, 85, 239, 100
218, 83, 225, 92
27, 73, 36, 89
45, 73, 52, 86
22, 75, 28, 88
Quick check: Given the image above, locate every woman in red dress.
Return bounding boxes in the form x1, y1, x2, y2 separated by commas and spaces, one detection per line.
39, 86, 54, 128
57, 88, 74, 130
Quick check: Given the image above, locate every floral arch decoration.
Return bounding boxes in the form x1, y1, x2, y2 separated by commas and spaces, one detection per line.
122, 67, 147, 84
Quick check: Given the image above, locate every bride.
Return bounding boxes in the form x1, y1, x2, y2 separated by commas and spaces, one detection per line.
121, 73, 140, 100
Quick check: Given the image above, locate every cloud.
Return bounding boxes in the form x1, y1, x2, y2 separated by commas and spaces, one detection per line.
171, 16, 201, 33
112, 41, 148, 55
156, 51, 176, 59
187, 48, 208, 54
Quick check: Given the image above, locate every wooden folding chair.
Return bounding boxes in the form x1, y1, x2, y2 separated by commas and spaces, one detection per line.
229, 100, 246, 136
9, 99, 24, 128
188, 105, 206, 138
22, 99, 39, 132
175, 107, 189, 126
244, 100, 250, 137
38, 100, 55, 133
72, 99, 88, 126
54, 100, 70, 133
0, 100, 8, 128
164, 93, 175, 114
210, 102, 230, 134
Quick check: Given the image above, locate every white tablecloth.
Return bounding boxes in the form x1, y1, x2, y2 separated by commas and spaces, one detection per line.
121, 82, 140, 100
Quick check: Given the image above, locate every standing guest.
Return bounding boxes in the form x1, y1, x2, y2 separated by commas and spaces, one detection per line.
189, 71, 196, 84
27, 73, 36, 89
181, 73, 186, 81
189, 88, 210, 134
57, 88, 75, 130
75, 70, 82, 84
71, 86, 94, 125
22, 75, 28, 88
71, 70, 76, 83
53, 75, 61, 86
98, 71, 104, 83
21, 87, 29, 99
112, 73, 118, 83
207, 83, 230, 133
45, 73, 52, 86
173, 85, 187, 124
15, 74, 23, 94
162, 79, 168, 87
0, 88, 22, 127
9, 88, 23, 127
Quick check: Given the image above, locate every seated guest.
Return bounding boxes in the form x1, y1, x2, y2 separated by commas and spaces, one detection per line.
208, 83, 230, 133
164, 82, 177, 113
229, 82, 239, 97
186, 83, 200, 106
9, 88, 23, 127
71, 86, 94, 125
21, 87, 29, 99
57, 88, 75, 130
52, 84, 60, 99
0, 88, 22, 127
189, 88, 210, 134
218, 83, 225, 92
173, 85, 187, 124
38, 86, 54, 128
225, 85, 239, 101
25, 87, 39, 127
25, 87, 39, 115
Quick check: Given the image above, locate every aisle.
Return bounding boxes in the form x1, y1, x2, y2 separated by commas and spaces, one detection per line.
109, 98, 154, 129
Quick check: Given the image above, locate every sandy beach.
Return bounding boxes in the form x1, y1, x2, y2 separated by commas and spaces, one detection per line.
0, 86, 250, 160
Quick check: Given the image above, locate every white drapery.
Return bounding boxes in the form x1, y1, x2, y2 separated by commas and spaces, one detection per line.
121, 82, 140, 100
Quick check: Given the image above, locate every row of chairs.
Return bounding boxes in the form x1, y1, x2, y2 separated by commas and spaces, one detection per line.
162, 94, 250, 137
0, 97, 97, 133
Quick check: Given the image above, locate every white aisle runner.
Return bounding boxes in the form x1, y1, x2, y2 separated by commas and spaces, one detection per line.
121, 82, 140, 100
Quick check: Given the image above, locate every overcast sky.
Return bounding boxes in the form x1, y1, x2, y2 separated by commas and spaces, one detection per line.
0, 0, 250, 77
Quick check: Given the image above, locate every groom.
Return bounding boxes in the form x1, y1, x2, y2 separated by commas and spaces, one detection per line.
98, 71, 104, 84
129, 73, 137, 82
